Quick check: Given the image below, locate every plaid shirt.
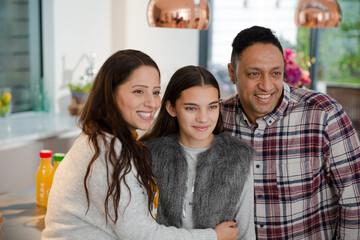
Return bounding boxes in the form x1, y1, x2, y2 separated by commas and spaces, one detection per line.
221, 83, 360, 240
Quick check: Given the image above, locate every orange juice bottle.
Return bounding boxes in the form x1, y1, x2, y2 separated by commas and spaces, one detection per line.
50, 153, 65, 186
36, 150, 53, 207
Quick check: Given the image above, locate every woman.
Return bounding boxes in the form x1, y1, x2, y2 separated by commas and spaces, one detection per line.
42, 50, 238, 240
140, 66, 256, 239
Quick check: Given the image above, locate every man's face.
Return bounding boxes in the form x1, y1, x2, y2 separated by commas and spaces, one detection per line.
228, 43, 284, 124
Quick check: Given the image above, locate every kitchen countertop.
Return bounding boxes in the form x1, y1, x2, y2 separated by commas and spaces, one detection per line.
0, 112, 81, 151
0, 188, 44, 240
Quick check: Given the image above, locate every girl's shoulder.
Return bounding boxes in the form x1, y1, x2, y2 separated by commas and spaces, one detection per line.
143, 134, 178, 149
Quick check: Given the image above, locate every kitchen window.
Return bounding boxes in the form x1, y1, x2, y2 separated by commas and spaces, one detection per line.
202, 0, 360, 94
0, 0, 43, 113
202, 0, 300, 98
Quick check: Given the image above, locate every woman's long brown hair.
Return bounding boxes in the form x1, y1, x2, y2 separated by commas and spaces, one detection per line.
79, 49, 159, 224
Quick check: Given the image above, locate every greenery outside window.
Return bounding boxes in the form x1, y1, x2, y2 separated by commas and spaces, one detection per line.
296, 0, 360, 88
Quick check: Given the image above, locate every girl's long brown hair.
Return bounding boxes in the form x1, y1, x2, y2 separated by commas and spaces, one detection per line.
79, 49, 159, 224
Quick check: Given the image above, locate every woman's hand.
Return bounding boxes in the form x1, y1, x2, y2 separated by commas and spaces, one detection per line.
214, 220, 239, 240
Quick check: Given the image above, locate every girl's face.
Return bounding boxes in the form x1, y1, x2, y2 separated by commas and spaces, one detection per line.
166, 85, 219, 149
115, 65, 161, 132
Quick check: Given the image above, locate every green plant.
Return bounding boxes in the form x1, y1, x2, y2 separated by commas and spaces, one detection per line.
314, 0, 360, 85
68, 82, 92, 92
68, 74, 93, 92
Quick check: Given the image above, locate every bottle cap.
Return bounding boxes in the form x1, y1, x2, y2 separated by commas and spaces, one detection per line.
40, 150, 53, 158
54, 153, 66, 162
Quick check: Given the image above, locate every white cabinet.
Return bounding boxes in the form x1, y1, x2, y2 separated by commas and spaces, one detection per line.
0, 132, 78, 194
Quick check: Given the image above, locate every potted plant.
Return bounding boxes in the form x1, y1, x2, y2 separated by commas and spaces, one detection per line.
68, 74, 93, 116
67, 52, 97, 116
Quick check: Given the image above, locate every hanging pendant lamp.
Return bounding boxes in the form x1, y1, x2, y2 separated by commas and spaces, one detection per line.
147, 0, 210, 30
294, 0, 341, 28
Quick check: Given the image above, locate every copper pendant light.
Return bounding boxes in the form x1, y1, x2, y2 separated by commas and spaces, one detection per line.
147, 0, 210, 30
295, 0, 341, 28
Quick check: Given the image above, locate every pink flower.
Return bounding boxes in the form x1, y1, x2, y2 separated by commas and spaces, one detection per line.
284, 49, 295, 59
283, 48, 312, 88
300, 70, 311, 86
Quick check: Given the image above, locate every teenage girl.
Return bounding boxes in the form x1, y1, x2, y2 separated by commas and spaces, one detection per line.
141, 65, 256, 239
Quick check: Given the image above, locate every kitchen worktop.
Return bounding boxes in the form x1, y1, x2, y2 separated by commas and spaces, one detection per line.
0, 112, 81, 151
0, 188, 43, 240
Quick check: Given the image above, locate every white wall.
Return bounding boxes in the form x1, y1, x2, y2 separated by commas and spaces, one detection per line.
114, 0, 200, 90
43, 0, 200, 113
42, 0, 112, 113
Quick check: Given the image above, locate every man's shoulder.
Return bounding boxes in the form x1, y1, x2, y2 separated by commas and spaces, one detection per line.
289, 86, 341, 112
220, 94, 238, 108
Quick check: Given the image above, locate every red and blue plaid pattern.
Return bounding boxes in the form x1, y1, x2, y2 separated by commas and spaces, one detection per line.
221, 83, 360, 240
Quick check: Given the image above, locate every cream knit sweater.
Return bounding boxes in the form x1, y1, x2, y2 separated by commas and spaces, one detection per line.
42, 133, 216, 240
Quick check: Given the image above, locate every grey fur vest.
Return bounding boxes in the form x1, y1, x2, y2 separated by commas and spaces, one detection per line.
144, 133, 254, 229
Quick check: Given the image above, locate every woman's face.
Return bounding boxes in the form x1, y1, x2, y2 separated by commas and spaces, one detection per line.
115, 65, 161, 132
166, 85, 219, 149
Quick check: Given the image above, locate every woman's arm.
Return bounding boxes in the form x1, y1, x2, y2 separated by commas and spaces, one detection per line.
43, 135, 239, 240
113, 169, 239, 240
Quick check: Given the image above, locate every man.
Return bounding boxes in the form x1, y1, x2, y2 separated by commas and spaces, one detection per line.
221, 25, 360, 239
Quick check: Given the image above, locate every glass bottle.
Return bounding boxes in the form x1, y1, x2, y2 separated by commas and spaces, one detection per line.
53, 153, 65, 172
50, 153, 65, 187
